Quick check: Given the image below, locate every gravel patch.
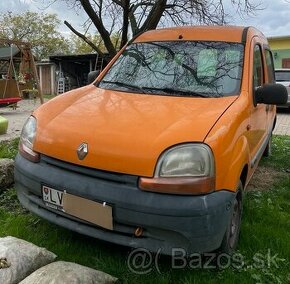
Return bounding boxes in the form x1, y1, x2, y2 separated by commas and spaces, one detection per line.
0, 99, 44, 142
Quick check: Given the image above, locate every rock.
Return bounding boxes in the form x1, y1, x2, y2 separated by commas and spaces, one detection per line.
0, 236, 57, 284
0, 159, 14, 192
20, 261, 118, 284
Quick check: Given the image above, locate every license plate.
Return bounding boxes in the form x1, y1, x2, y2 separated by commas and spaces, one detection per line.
42, 185, 64, 211
42, 185, 113, 230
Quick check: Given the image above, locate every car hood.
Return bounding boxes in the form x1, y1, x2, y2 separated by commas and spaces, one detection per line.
33, 85, 236, 177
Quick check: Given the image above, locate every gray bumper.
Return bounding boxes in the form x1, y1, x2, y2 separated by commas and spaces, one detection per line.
15, 154, 235, 255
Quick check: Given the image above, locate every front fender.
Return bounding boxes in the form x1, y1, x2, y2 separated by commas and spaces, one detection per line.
221, 135, 250, 191
205, 94, 251, 192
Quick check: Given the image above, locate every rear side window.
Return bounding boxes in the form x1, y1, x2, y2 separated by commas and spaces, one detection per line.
253, 45, 264, 88
265, 49, 275, 83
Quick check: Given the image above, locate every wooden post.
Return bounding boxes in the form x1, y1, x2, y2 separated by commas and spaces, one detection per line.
27, 48, 44, 104
51, 64, 55, 95
39, 65, 43, 93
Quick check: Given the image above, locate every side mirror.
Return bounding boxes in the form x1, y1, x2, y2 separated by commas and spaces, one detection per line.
87, 70, 100, 84
255, 83, 288, 105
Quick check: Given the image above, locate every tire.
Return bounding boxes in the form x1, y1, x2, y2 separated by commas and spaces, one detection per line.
263, 135, 272, 157
219, 182, 243, 254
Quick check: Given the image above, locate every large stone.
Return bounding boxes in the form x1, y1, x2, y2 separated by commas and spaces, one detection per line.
19, 261, 118, 284
0, 159, 14, 192
0, 236, 57, 284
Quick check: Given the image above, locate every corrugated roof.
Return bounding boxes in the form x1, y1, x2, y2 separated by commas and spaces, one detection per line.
0, 46, 20, 59
49, 53, 110, 62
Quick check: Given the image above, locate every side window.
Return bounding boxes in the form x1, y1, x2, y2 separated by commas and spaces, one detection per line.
265, 49, 275, 83
253, 45, 264, 88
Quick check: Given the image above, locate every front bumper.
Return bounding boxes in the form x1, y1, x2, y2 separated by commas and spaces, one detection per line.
15, 154, 235, 255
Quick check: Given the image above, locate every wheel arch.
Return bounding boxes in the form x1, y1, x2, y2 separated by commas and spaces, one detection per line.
240, 164, 249, 190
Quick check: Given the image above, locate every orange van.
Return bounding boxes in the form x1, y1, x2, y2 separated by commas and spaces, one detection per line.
15, 26, 287, 255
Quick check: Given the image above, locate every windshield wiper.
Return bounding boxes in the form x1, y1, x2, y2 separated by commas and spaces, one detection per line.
101, 80, 146, 93
101, 81, 209, 97
142, 86, 208, 98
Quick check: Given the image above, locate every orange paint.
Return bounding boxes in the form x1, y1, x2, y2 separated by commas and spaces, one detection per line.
31, 26, 280, 194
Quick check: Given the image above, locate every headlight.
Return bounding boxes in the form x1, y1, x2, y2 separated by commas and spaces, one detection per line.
157, 144, 214, 177
19, 116, 39, 162
139, 144, 215, 195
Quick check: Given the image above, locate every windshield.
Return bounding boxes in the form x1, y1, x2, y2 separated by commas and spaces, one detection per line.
98, 41, 244, 98
275, 71, 290, 82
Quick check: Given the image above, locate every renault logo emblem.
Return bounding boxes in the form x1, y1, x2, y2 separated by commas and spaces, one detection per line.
77, 143, 88, 160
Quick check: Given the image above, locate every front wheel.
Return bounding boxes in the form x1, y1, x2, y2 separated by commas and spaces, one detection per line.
219, 182, 243, 254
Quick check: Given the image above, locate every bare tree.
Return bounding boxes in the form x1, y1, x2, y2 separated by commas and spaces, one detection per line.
44, 0, 261, 58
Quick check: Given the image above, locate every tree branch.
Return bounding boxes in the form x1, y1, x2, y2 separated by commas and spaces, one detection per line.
79, 0, 116, 56
64, 20, 104, 56
139, 0, 167, 32
120, 0, 130, 47
111, 0, 123, 7
129, 4, 139, 35
61, 0, 262, 55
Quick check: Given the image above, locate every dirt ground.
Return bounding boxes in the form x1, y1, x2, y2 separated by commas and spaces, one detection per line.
0, 99, 44, 142
246, 166, 287, 191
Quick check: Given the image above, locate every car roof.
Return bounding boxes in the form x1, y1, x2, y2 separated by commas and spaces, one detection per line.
134, 26, 265, 44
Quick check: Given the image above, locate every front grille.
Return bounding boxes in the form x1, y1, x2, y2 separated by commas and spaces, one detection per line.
41, 155, 138, 186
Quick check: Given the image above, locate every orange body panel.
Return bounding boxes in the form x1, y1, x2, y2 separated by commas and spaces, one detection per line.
33, 87, 236, 177
31, 25, 277, 193
135, 26, 245, 43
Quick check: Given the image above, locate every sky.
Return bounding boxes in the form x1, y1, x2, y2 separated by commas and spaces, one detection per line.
0, 0, 290, 38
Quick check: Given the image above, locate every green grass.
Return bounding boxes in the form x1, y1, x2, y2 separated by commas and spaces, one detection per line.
0, 136, 289, 283
260, 135, 290, 171
43, 94, 56, 100
0, 138, 19, 159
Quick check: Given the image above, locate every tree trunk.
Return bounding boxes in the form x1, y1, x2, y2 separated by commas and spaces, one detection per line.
120, 0, 130, 48
139, 0, 167, 32
79, 0, 117, 57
